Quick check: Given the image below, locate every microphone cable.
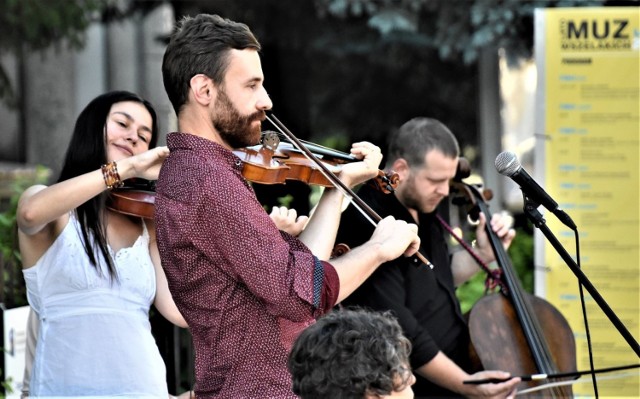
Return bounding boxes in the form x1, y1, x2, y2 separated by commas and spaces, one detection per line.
574, 227, 599, 398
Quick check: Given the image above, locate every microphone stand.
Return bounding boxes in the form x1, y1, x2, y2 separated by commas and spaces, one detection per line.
522, 196, 640, 357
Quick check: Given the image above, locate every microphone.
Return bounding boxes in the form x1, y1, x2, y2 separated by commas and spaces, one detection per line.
495, 151, 576, 230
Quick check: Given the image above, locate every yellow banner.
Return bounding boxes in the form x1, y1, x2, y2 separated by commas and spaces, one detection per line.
535, 6, 639, 398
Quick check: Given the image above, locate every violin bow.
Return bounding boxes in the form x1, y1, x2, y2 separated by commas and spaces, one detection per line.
265, 113, 433, 269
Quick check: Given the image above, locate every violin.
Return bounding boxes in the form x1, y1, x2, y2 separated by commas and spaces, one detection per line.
233, 131, 399, 193
107, 131, 400, 219
107, 178, 156, 219
449, 176, 576, 398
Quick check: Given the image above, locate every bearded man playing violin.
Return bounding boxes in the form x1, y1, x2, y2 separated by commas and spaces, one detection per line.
155, 13, 421, 399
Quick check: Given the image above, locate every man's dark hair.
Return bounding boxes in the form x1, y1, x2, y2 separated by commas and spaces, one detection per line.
162, 13, 261, 115
387, 117, 460, 168
288, 308, 413, 399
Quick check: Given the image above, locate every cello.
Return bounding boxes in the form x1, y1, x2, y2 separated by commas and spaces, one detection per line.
449, 178, 577, 398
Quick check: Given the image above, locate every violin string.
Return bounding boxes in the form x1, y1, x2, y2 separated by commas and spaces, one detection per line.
264, 114, 433, 269
264, 115, 377, 227
264, 131, 356, 161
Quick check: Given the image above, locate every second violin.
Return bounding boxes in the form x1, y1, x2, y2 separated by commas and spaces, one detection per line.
107, 178, 156, 219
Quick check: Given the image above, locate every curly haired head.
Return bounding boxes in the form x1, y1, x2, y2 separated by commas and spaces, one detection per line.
288, 308, 413, 399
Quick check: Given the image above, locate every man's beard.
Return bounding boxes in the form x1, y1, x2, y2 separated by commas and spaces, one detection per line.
213, 88, 265, 148
399, 174, 439, 214
400, 177, 423, 212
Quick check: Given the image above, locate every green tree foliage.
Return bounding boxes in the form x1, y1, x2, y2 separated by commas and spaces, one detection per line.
0, 166, 50, 307
313, 0, 606, 65
307, 0, 603, 300
0, 0, 111, 106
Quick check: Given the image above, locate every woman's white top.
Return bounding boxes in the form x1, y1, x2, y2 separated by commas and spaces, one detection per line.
23, 214, 168, 398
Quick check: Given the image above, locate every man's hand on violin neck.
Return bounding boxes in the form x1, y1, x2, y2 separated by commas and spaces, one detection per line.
339, 142, 383, 187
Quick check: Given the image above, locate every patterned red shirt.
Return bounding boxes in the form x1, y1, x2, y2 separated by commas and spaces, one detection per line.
155, 133, 340, 398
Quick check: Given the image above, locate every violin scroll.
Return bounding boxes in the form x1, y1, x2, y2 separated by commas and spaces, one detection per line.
367, 170, 399, 194
331, 243, 351, 259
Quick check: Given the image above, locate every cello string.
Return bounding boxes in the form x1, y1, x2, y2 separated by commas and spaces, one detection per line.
455, 182, 574, 397
467, 183, 560, 376
435, 213, 505, 292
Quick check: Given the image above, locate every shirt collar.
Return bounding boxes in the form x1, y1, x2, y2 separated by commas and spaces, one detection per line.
166, 132, 240, 166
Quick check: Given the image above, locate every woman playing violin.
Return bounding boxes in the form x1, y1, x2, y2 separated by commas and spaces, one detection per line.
336, 117, 521, 398
16, 91, 191, 397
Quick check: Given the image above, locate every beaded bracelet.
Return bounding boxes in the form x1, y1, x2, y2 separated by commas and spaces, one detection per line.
101, 161, 124, 190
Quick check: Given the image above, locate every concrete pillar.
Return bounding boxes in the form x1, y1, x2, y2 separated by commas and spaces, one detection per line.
16, 3, 175, 177
0, 54, 20, 162
23, 46, 76, 180
478, 47, 504, 211
107, 16, 140, 93
142, 3, 176, 144
74, 23, 107, 116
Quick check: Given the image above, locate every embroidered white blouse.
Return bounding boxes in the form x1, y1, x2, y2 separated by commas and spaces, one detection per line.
23, 214, 167, 398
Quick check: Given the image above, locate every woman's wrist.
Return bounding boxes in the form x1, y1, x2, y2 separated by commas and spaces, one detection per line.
101, 161, 124, 190
101, 155, 138, 189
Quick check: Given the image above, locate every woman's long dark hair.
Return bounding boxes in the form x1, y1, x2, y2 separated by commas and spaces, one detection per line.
57, 91, 159, 280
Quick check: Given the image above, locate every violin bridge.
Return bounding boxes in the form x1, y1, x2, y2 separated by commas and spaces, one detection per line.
261, 130, 280, 151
